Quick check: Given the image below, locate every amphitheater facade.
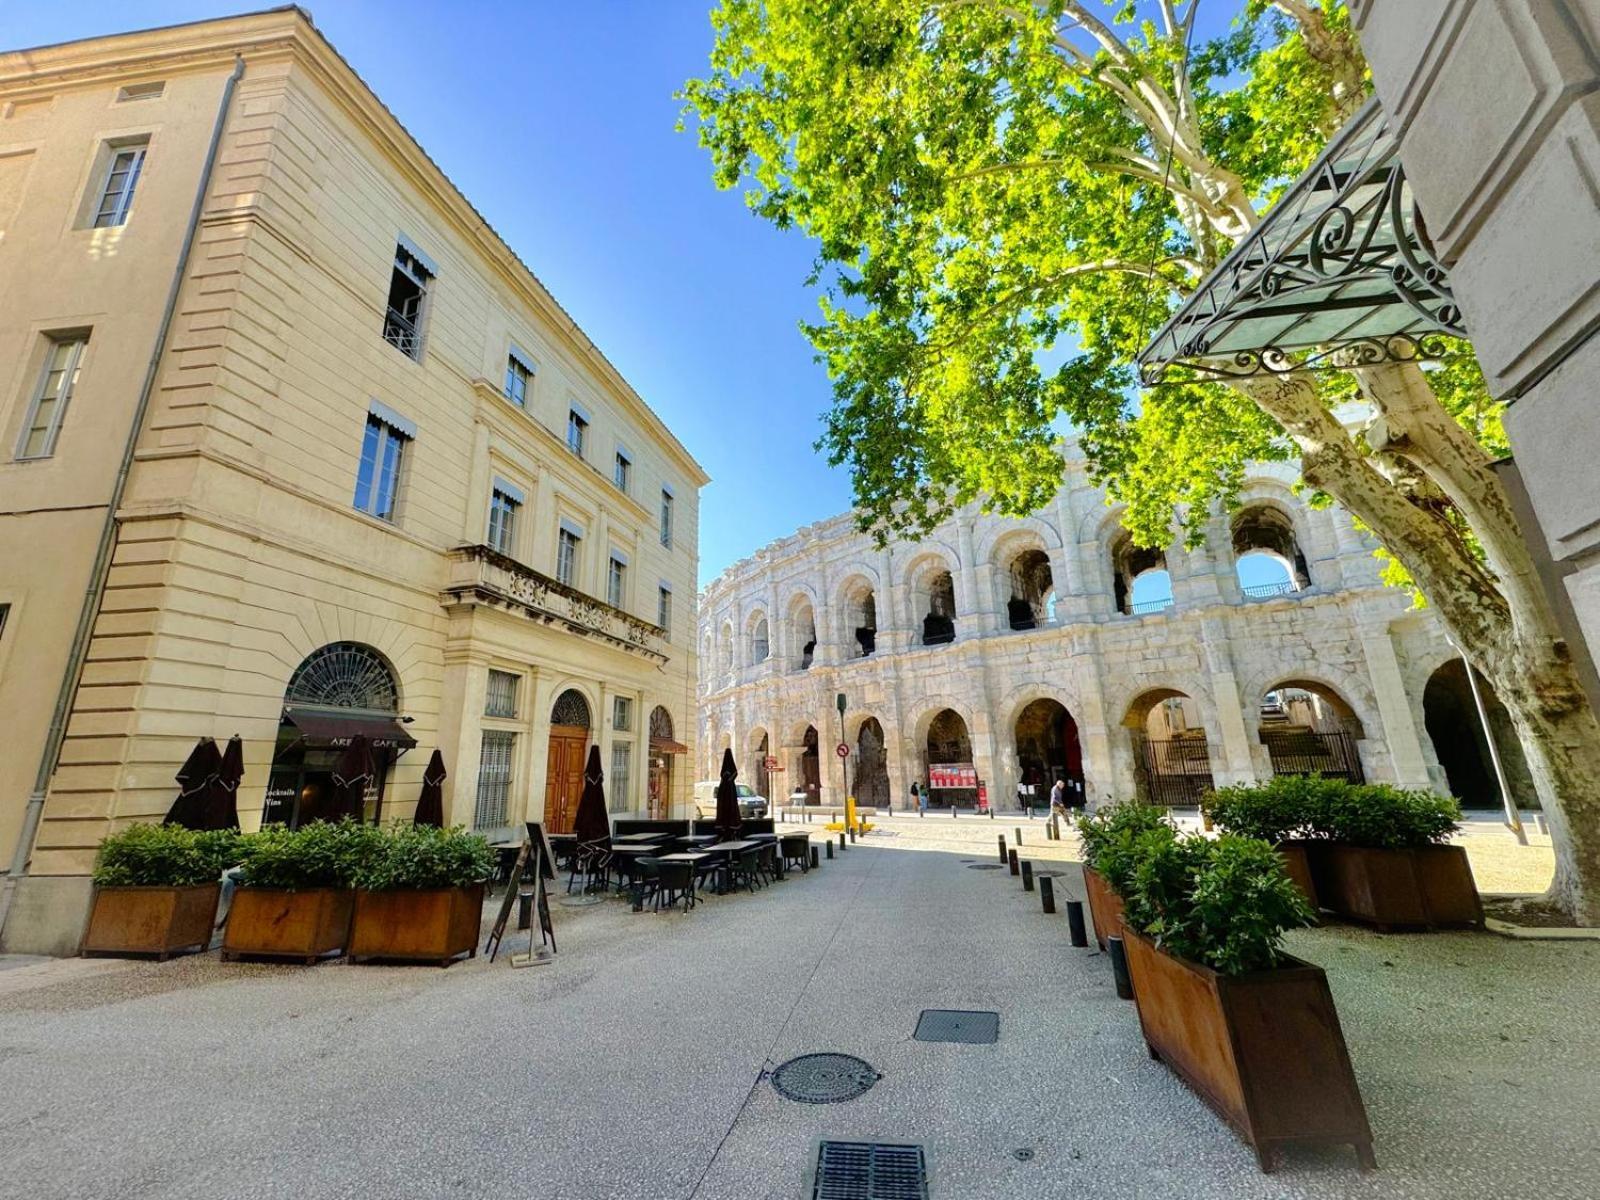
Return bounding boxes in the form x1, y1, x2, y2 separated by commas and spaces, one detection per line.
697, 446, 1534, 814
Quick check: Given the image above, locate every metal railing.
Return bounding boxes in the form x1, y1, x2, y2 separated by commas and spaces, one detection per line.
383, 306, 421, 358
1262, 728, 1365, 782
1129, 596, 1175, 615
1134, 735, 1215, 806
1242, 580, 1297, 599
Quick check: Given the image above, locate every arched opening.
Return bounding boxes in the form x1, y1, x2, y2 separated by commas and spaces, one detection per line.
719, 622, 734, 674
1233, 505, 1310, 597
855, 717, 891, 808
801, 725, 821, 803
648, 705, 682, 820
1258, 680, 1366, 781
702, 633, 714, 691
1111, 532, 1172, 615
1423, 660, 1537, 809
544, 687, 592, 834
751, 615, 770, 663
791, 599, 817, 671
915, 567, 957, 646
750, 729, 772, 799
1006, 548, 1055, 631
1124, 689, 1212, 805
924, 708, 976, 808
1014, 698, 1083, 808
265, 642, 413, 828
842, 581, 877, 658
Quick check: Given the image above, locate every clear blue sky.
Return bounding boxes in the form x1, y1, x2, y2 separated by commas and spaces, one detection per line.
1, 1, 851, 587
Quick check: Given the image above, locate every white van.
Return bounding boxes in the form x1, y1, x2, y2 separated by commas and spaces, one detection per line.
692, 781, 768, 820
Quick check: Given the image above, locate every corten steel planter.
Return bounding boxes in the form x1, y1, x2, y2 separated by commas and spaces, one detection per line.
348, 883, 485, 966
221, 888, 354, 963
1121, 929, 1375, 1173
1309, 843, 1483, 930
1276, 841, 1319, 911
81, 883, 221, 960
1081, 864, 1124, 951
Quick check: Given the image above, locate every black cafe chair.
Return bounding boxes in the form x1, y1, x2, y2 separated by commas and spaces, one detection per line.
653, 860, 696, 912
780, 835, 810, 875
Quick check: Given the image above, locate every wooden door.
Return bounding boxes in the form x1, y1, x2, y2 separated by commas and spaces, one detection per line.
543, 727, 588, 834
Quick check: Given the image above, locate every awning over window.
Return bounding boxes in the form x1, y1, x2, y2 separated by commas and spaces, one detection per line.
281, 706, 417, 752
649, 736, 689, 756
1137, 98, 1464, 385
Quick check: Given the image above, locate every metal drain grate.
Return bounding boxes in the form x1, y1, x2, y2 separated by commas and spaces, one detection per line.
772, 1053, 881, 1104
914, 1009, 999, 1044
814, 1141, 928, 1200
966, 863, 1004, 870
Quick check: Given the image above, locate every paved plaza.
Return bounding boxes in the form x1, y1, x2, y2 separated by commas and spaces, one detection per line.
0, 816, 1593, 1200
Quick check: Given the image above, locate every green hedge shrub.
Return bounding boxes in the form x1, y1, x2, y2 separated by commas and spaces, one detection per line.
1205, 777, 1461, 849
1076, 803, 1173, 894
351, 825, 494, 891
92, 824, 240, 887
236, 820, 384, 890
1121, 832, 1316, 975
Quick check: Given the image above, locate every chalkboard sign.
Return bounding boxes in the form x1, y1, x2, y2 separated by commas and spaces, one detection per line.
485, 828, 557, 962
524, 821, 557, 881
485, 840, 531, 963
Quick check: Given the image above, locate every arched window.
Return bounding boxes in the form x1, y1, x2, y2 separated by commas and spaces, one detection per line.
791, 600, 817, 671
551, 688, 591, 729
1006, 548, 1054, 631
1233, 505, 1310, 597
285, 642, 399, 712
1111, 532, 1171, 615
921, 570, 957, 645
719, 622, 734, 674
842, 582, 876, 658
751, 616, 770, 663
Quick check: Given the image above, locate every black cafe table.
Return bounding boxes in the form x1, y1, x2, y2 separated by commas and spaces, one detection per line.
612, 831, 673, 844
697, 839, 757, 895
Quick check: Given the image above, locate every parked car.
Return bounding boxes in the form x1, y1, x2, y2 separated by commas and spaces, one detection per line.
692, 780, 768, 819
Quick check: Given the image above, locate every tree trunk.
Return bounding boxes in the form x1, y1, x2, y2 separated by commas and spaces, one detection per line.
1236, 373, 1600, 924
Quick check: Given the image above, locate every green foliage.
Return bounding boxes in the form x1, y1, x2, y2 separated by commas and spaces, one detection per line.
350, 825, 494, 891
1121, 831, 1315, 975
236, 820, 383, 890
1076, 801, 1173, 893
92, 824, 240, 888
1206, 776, 1461, 849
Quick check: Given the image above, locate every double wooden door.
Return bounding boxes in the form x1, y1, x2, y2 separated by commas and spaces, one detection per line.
543, 726, 589, 834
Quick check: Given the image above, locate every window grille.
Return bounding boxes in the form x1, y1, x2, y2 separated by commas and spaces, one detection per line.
551, 688, 590, 729
474, 730, 515, 829
285, 643, 398, 712
485, 669, 518, 718
610, 742, 632, 813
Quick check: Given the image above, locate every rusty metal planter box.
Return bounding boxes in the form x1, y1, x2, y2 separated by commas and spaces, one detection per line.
1122, 928, 1374, 1173
1082, 864, 1124, 951
348, 883, 484, 966
81, 883, 220, 960
1309, 843, 1483, 930
222, 887, 354, 963
1277, 840, 1319, 911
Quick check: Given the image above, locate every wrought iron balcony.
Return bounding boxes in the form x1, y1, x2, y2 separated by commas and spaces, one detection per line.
383, 306, 421, 358
1242, 580, 1298, 600
442, 545, 669, 663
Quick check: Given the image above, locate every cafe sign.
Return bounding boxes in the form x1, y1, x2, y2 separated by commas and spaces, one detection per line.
929, 763, 978, 789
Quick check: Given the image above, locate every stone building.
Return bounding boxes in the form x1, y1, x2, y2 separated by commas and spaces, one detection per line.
698, 447, 1530, 815
0, 10, 706, 953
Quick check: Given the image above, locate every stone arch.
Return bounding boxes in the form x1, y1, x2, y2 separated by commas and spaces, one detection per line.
975, 515, 1063, 566
836, 571, 879, 658
746, 725, 772, 798
920, 706, 978, 806
1253, 675, 1369, 782
1012, 696, 1085, 808
746, 608, 771, 664
718, 619, 735, 674
1422, 659, 1537, 809
993, 532, 1056, 631
1232, 495, 1312, 595
1109, 528, 1171, 616
905, 550, 959, 646
1121, 686, 1214, 805
853, 715, 892, 808
786, 588, 820, 671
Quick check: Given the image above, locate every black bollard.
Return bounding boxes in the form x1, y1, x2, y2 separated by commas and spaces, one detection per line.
849, 827, 856, 843
1065, 899, 1088, 948
989, 808, 995, 820
826, 840, 834, 860
1021, 861, 1035, 892
810, 845, 820, 869
1040, 876, 1057, 914
952, 805, 958, 819
1014, 826, 1023, 845
839, 831, 847, 852
997, 835, 1008, 865
1107, 934, 1135, 1001
1007, 848, 1020, 876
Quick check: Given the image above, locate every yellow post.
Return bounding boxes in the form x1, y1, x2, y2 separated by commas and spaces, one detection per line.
845, 795, 857, 832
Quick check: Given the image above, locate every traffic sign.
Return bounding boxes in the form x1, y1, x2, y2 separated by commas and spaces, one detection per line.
835, 742, 850, 758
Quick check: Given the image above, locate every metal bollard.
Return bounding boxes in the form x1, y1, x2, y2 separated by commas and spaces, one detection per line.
1014, 826, 1023, 845
849, 827, 857, 843
809, 845, 820, 869
1040, 876, 1056, 914
826, 840, 834, 859
997, 835, 1008, 865
1065, 899, 1088, 948
839, 831, 847, 852
1107, 934, 1135, 1001
989, 808, 995, 820
952, 805, 958, 819
1007, 848, 1020, 876
1021, 861, 1034, 892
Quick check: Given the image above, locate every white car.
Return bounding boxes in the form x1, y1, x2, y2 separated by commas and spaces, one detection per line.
692, 780, 768, 820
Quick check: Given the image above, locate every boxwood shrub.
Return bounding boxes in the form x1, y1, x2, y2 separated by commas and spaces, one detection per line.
351, 825, 494, 891
92, 824, 240, 888
1205, 776, 1461, 850
1076, 802, 1173, 895
236, 820, 384, 890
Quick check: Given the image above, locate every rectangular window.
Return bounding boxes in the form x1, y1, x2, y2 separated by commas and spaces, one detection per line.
659, 489, 674, 549
556, 526, 580, 587
504, 356, 530, 407
116, 81, 165, 103
657, 585, 671, 634
613, 449, 631, 493
567, 409, 587, 457
382, 241, 433, 360
613, 696, 633, 732
610, 741, 632, 814
93, 142, 147, 228
607, 554, 627, 609
353, 410, 411, 521
16, 336, 88, 460
485, 669, 519, 718
487, 487, 519, 554
473, 729, 516, 830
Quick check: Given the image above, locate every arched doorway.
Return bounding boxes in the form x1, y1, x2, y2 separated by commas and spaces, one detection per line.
544, 688, 591, 834
1014, 698, 1083, 807
751, 730, 772, 799
925, 708, 976, 807
801, 725, 821, 803
1258, 680, 1365, 781
648, 706, 681, 819
1125, 689, 1212, 805
264, 642, 413, 828
855, 717, 891, 808
1423, 661, 1536, 808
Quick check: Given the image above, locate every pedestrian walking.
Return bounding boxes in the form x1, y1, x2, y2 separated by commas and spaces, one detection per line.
912, 780, 925, 814
1050, 776, 1068, 822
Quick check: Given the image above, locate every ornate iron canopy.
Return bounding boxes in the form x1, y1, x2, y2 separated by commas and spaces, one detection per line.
1137, 98, 1463, 385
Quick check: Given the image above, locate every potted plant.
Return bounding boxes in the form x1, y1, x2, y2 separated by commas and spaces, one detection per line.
347, 825, 494, 966
1203, 776, 1329, 908
1075, 803, 1171, 950
222, 821, 380, 963
1309, 783, 1480, 930
1119, 832, 1374, 1172
82, 824, 239, 959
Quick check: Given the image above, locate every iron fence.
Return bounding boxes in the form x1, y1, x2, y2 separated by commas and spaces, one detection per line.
1262, 728, 1365, 782
1133, 734, 1215, 806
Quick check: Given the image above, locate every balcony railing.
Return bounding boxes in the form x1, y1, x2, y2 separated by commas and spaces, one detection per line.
383, 307, 421, 358
1129, 596, 1175, 615
1242, 580, 1297, 600
443, 545, 668, 663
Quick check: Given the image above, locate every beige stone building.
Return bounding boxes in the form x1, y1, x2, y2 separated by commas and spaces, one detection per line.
0, 9, 706, 954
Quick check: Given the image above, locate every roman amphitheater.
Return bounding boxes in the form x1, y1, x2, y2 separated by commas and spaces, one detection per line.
697, 445, 1534, 814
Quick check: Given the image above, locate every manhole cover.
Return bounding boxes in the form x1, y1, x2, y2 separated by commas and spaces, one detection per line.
814, 1141, 928, 1200
914, 1009, 1000, 1044
772, 1054, 881, 1104
966, 863, 1004, 870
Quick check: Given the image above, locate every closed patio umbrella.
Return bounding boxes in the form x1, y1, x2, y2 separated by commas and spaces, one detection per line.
331, 735, 375, 823
163, 738, 222, 829
573, 744, 610, 847
206, 734, 244, 832
715, 748, 741, 839
414, 749, 446, 827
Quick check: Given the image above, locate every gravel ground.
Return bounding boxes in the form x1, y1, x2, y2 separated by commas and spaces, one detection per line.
0, 820, 1590, 1200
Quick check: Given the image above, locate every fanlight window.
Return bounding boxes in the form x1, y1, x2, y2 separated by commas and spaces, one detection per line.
285, 642, 398, 712
551, 688, 592, 729
649, 705, 674, 740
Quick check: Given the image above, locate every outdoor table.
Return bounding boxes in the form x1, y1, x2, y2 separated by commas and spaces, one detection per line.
612, 832, 672, 844
676, 834, 718, 847
698, 839, 757, 895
